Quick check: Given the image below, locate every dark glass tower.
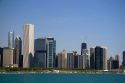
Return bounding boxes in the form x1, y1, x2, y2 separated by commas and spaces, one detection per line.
81, 42, 89, 69
90, 47, 95, 69
0, 47, 3, 67
95, 46, 103, 70
111, 60, 119, 69
123, 51, 125, 68
81, 42, 87, 55
14, 36, 22, 67
34, 38, 47, 68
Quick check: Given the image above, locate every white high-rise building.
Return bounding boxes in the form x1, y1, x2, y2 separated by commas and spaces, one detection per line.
103, 47, 108, 70
23, 24, 34, 68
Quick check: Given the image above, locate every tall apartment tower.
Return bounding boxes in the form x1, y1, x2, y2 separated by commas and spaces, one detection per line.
8, 32, 14, 48
23, 24, 34, 68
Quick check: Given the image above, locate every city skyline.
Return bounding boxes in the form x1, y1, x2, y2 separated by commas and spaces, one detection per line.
0, 0, 125, 60
0, 24, 124, 69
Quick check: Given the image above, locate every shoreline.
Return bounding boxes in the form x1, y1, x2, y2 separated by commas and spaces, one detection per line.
0, 67, 125, 74
0, 70, 125, 74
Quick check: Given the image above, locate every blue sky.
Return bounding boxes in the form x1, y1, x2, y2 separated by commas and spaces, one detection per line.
0, 0, 125, 61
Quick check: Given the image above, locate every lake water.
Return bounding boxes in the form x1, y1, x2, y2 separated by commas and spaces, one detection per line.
0, 73, 125, 83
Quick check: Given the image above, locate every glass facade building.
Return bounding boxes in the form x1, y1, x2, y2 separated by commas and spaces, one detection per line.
14, 36, 22, 67
95, 46, 103, 70
90, 47, 95, 69
95, 46, 107, 70
123, 51, 125, 68
81, 42, 89, 69
81, 42, 87, 55
8, 32, 14, 48
47, 37, 56, 68
34, 38, 47, 68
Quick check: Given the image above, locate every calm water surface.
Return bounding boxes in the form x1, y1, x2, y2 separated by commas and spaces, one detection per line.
0, 74, 125, 83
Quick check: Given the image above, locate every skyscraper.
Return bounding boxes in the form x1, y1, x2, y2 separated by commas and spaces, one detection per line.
110, 55, 119, 69
47, 37, 56, 68
90, 47, 95, 69
107, 58, 112, 70
67, 53, 74, 69
95, 46, 107, 70
81, 42, 87, 55
103, 47, 107, 70
23, 24, 34, 68
67, 51, 83, 69
72, 51, 79, 69
34, 38, 47, 68
14, 36, 22, 67
78, 55, 84, 69
8, 32, 14, 48
123, 51, 125, 68
81, 42, 89, 69
95, 46, 103, 70
0, 47, 3, 67
115, 54, 119, 61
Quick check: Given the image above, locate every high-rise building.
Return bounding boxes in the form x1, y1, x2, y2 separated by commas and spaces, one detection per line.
111, 60, 119, 69
107, 59, 111, 70
78, 55, 84, 69
90, 47, 95, 69
95, 46, 103, 70
23, 24, 34, 68
34, 38, 47, 68
3, 47, 15, 67
115, 54, 119, 61
73, 51, 79, 69
107, 56, 119, 70
14, 36, 22, 67
8, 32, 14, 48
57, 50, 67, 69
95, 46, 107, 70
82, 49, 89, 69
81, 42, 87, 55
47, 37, 56, 68
0, 47, 3, 67
123, 51, 125, 68
81, 42, 89, 69
67, 53, 74, 69
67, 51, 83, 69
103, 47, 107, 70
110, 55, 119, 69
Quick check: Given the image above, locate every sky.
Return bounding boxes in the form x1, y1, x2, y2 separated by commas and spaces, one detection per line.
0, 0, 125, 62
